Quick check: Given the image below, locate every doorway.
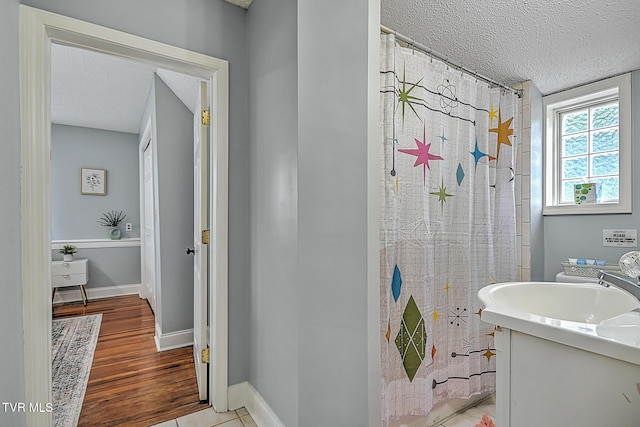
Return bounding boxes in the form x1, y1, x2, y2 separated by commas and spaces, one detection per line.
19, 6, 229, 425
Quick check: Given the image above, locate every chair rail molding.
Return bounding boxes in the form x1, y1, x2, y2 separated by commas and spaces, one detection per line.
51, 238, 141, 250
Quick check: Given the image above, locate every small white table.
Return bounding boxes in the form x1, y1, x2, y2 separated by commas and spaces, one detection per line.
52, 258, 89, 306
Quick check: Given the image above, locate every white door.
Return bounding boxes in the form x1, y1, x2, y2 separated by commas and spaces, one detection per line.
192, 81, 209, 401
143, 139, 157, 313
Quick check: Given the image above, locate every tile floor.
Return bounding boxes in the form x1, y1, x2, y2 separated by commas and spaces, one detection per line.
435, 395, 496, 427
151, 407, 256, 427
152, 397, 495, 427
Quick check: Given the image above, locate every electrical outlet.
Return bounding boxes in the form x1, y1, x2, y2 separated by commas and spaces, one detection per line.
125, 223, 132, 232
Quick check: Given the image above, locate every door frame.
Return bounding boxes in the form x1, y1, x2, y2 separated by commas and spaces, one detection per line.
19, 6, 229, 425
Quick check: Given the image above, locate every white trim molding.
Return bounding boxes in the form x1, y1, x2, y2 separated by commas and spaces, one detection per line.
20, 6, 53, 425
543, 73, 632, 215
52, 283, 140, 304
367, 1, 382, 426
228, 382, 285, 427
154, 323, 194, 352
52, 238, 141, 250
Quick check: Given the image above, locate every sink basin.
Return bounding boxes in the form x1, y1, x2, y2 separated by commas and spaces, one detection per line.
478, 281, 640, 366
479, 282, 640, 426
479, 281, 640, 324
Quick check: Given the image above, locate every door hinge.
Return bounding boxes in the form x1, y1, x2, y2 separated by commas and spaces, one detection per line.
202, 229, 210, 245
201, 110, 210, 126
201, 346, 210, 364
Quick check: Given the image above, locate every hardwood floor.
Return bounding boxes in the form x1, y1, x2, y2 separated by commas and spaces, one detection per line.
53, 295, 209, 426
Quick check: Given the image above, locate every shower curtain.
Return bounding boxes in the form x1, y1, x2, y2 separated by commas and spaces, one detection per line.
380, 34, 519, 424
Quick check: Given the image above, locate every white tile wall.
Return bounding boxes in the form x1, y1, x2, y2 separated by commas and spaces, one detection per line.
515, 82, 532, 281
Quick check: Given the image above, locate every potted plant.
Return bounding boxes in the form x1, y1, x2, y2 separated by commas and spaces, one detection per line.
98, 210, 127, 240
58, 244, 77, 262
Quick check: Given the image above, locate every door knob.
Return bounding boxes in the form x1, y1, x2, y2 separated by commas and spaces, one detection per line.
186, 247, 195, 255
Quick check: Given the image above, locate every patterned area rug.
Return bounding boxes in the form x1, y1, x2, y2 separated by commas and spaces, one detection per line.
52, 314, 102, 427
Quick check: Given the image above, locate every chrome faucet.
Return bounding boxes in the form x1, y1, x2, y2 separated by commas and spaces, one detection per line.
598, 271, 640, 301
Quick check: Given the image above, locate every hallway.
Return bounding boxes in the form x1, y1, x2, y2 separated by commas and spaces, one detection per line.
53, 295, 207, 426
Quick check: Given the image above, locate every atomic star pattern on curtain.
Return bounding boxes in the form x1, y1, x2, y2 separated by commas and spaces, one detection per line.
379, 34, 519, 425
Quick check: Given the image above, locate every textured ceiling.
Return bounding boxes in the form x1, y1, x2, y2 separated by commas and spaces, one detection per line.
381, 0, 640, 95
51, 44, 202, 134
53, 1, 640, 134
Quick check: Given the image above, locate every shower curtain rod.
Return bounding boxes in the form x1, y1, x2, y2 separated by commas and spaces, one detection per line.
380, 25, 523, 98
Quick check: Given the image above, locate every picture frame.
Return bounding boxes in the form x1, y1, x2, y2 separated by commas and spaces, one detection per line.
80, 167, 107, 195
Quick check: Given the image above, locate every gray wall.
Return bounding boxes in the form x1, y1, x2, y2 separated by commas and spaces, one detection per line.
247, 1, 298, 426
139, 74, 197, 333
50, 124, 143, 291
51, 247, 141, 289
297, 1, 372, 425
5, 1, 378, 425
51, 124, 140, 239
153, 74, 195, 333
0, 0, 26, 425
248, 1, 377, 425
542, 70, 640, 280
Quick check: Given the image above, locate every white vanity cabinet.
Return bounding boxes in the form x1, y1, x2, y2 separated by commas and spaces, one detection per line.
52, 258, 89, 306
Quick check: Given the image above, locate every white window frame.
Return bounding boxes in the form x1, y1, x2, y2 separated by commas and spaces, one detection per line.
543, 73, 632, 215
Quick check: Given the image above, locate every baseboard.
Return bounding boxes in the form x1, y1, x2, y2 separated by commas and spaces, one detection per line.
154, 323, 194, 352
228, 381, 285, 427
52, 283, 140, 304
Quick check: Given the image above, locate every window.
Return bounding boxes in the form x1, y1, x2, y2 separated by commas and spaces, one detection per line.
543, 74, 631, 215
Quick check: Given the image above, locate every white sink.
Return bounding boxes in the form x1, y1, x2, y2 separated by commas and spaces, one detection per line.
479, 281, 640, 363
480, 282, 640, 426
480, 281, 640, 323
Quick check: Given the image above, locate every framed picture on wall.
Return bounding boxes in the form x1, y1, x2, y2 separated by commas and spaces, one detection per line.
80, 167, 107, 195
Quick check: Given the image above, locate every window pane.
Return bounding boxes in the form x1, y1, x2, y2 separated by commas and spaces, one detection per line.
598, 176, 619, 200
544, 75, 629, 213
562, 110, 588, 135
591, 152, 618, 176
591, 128, 618, 152
562, 179, 582, 203
562, 133, 588, 156
591, 103, 619, 129
562, 156, 588, 179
